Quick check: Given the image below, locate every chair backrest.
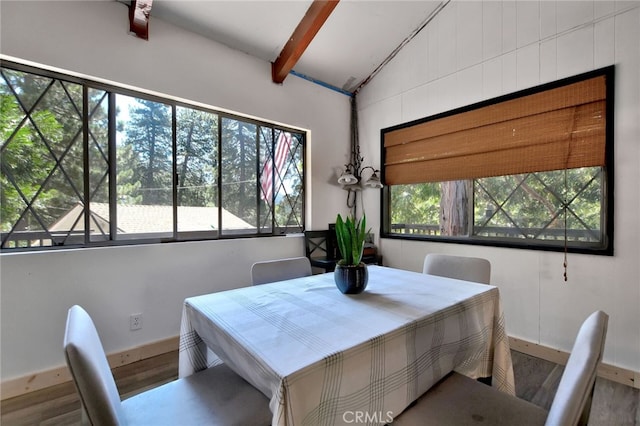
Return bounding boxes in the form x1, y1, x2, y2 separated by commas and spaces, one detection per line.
304, 230, 336, 260
422, 253, 491, 284
545, 310, 609, 426
251, 256, 312, 285
64, 305, 125, 425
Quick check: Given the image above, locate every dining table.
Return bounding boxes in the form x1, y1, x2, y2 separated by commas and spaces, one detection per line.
178, 265, 515, 426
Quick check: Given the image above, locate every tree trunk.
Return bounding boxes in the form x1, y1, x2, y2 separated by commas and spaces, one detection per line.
178, 122, 195, 205
238, 123, 246, 216
439, 180, 470, 236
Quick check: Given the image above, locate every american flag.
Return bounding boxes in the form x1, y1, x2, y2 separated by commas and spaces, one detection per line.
260, 132, 292, 201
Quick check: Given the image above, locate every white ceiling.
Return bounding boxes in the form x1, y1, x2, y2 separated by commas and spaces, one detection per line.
149, 1, 445, 93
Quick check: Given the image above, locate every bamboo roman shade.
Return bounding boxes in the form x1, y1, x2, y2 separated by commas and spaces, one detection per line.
383, 74, 608, 185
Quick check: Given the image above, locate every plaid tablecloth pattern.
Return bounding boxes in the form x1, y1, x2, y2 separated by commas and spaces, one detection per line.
179, 265, 515, 426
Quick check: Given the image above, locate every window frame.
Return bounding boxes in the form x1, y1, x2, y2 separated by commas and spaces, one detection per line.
0, 60, 306, 252
380, 66, 614, 256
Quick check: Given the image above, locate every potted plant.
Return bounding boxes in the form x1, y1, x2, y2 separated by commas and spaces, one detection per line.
334, 213, 370, 294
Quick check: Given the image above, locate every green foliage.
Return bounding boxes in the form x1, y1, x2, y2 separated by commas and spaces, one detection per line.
115, 144, 143, 205
1, 69, 113, 240
221, 117, 257, 224
1, 93, 65, 230
335, 213, 368, 266
176, 106, 218, 208
474, 170, 602, 239
390, 183, 440, 225
389, 169, 604, 243
120, 98, 172, 205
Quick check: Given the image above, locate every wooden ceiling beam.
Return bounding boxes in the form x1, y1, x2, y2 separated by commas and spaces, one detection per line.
272, 0, 339, 84
129, 0, 153, 40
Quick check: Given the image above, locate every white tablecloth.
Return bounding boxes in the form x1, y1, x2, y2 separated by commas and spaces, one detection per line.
179, 265, 515, 426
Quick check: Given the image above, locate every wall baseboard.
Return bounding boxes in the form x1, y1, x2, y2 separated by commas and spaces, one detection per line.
1, 336, 179, 401
2, 335, 637, 400
509, 337, 638, 389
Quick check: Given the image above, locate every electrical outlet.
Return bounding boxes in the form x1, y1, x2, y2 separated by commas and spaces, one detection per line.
130, 313, 143, 331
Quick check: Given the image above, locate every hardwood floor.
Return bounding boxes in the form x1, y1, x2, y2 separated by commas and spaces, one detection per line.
510, 350, 640, 426
1, 350, 638, 425
1, 351, 178, 426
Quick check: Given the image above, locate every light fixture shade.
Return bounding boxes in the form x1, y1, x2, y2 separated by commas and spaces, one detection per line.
338, 172, 358, 185
363, 172, 383, 189
342, 183, 362, 191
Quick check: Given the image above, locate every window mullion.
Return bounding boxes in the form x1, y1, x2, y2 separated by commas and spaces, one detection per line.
83, 85, 90, 245
108, 92, 117, 241
271, 127, 276, 233
217, 113, 222, 234
255, 126, 260, 232
172, 104, 177, 237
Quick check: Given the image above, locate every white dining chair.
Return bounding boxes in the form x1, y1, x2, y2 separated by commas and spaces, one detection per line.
422, 253, 491, 284
391, 310, 608, 426
251, 256, 312, 285
64, 305, 272, 426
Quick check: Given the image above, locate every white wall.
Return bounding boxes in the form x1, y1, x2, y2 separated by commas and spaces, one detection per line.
358, 0, 640, 372
0, 1, 352, 380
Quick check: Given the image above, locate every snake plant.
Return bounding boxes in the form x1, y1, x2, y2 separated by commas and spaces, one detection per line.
335, 214, 369, 266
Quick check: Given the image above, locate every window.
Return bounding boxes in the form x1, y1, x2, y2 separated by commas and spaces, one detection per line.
382, 67, 614, 255
0, 61, 305, 251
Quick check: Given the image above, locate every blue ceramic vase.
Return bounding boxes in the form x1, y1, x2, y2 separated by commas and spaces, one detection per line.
334, 263, 368, 294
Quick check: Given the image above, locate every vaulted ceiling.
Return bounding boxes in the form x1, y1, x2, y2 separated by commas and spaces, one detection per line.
133, 0, 447, 94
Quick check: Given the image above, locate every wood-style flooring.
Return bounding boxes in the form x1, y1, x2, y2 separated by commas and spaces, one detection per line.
510, 351, 640, 425
1, 350, 638, 425
1, 351, 178, 425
